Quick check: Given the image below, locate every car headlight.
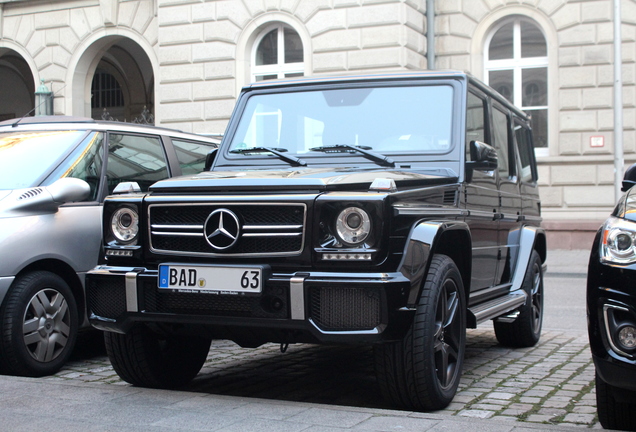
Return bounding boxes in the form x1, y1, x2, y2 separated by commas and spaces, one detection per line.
336, 207, 371, 246
601, 216, 636, 264
111, 207, 139, 244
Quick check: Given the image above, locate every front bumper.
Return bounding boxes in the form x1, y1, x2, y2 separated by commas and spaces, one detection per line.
86, 265, 413, 344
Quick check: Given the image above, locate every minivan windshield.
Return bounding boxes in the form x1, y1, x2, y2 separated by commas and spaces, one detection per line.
228, 84, 454, 160
0, 130, 87, 190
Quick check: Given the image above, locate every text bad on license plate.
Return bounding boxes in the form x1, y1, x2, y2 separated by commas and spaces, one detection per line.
158, 264, 262, 293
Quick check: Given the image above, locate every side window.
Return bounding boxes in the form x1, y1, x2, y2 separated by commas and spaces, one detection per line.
107, 133, 169, 193
46, 131, 105, 202
492, 107, 511, 179
465, 91, 487, 161
515, 121, 536, 183
172, 139, 218, 175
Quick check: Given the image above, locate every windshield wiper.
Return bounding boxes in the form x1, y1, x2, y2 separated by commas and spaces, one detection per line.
230, 147, 306, 167
309, 144, 395, 167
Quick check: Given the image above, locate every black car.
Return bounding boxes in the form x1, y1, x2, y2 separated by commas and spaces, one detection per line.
588, 164, 636, 430
85, 71, 546, 410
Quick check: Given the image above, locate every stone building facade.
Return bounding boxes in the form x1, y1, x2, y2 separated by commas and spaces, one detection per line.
1, 0, 635, 248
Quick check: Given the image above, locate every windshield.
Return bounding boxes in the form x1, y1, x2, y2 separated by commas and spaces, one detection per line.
228, 84, 454, 159
0, 130, 87, 190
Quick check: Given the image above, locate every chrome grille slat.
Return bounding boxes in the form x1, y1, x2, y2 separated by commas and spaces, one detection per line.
148, 203, 306, 257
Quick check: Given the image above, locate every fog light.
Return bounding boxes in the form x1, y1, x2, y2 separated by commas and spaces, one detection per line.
618, 325, 636, 350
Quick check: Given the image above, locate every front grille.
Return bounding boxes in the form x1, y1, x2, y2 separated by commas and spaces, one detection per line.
87, 276, 126, 319
310, 287, 381, 331
149, 203, 305, 257
141, 279, 288, 319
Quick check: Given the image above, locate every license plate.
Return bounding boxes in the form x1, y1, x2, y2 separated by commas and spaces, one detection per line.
158, 264, 263, 293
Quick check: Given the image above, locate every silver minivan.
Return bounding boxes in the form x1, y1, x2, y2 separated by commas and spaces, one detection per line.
0, 116, 218, 376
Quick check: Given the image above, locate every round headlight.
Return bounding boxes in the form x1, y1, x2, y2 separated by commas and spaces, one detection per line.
111, 207, 139, 243
336, 207, 371, 245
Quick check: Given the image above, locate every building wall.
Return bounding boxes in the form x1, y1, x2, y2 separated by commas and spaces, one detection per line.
1, 0, 634, 247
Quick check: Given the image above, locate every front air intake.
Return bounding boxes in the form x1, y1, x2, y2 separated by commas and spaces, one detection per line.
310, 287, 381, 331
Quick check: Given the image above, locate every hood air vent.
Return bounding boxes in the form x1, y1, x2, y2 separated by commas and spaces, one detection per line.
18, 188, 44, 200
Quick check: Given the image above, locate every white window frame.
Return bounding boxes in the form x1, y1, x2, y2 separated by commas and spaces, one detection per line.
251, 24, 304, 83
484, 17, 549, 158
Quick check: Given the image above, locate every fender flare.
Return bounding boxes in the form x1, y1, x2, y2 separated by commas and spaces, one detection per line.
511, 225, 547, 293
398, 220, 472, 307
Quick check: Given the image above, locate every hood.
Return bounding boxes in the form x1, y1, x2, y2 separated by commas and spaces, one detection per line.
0, 178, 90, 217
149, 167, 459, 193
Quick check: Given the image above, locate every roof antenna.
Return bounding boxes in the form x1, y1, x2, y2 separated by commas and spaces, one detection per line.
12, 80, 66, 128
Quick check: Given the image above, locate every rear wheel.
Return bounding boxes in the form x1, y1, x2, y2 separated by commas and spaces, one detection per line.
494, 249, 543, 347
375, 254, 466, 410
596, 373, 636, 430
104, 325, 211, 388
0, 271, 78, 377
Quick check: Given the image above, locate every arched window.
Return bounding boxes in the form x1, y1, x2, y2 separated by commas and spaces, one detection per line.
252, 24, 303, 82
485, 17, 548, 150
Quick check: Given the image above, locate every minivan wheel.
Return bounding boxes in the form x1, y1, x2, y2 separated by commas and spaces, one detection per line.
374, 254, 466, 411
0, 271, 78, 377
494, 250, 543, 348
104, 325, 211, 389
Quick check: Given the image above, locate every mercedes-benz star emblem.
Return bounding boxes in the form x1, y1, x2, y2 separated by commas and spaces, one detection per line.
204, 208, 240, 250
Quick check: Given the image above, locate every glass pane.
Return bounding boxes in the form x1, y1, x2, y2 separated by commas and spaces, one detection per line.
284, 28, 303, 63
489, 70, 513, 103
522, 67, 547, 107
229, 85, 455, 157
492, 108, 510, 178
466, 92, 486, 160
525, 108, 547, 148
46, 132, 104, 201
521, 21, 546, 58
0, 130, 87, 189
285, 73, 304, 78
515, 125, 534, 182
255, 74, 278, 82
107, 134, 169, 193
172, 139, 218, 175
256, 29, 277, 66
489, 23, 513, 60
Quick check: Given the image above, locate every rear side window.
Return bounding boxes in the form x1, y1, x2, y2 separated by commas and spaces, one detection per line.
515, 122, 536, 183
106, 133, 169, 193
172, 139, 218, 175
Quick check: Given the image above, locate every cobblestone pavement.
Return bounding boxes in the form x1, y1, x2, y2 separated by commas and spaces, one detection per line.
45, 325, 599, 429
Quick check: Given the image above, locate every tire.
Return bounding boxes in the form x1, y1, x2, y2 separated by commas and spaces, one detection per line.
104, 325, 211, 389
494, 250, 543, 348
375, 254, 466, 411
596, 373, 636, 431
0, 271, 78, 377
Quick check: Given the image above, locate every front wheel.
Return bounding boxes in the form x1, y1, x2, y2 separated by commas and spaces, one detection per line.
375, 254, 466, 411
0, 271, 78, 377
494, 249, 543, 347
104, 325, 211, 389
596, 373, 636, 430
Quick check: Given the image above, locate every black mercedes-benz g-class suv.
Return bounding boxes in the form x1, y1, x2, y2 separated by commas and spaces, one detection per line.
86, 71, 546, 411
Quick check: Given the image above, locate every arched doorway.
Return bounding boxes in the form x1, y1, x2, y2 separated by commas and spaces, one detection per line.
0, 49, 35, 120
71, 36, 155, 123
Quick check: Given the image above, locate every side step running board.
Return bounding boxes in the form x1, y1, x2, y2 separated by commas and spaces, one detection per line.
467, 290, 527, 327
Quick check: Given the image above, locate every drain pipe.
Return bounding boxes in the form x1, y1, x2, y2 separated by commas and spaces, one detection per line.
614, 0, 623, 202
427, 0, 435, 69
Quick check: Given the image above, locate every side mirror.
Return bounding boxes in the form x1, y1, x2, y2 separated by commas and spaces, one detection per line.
623, 163, 636, 192
204, 148, 218, 171
48, 178, 90, 203
466, 140, 498, 171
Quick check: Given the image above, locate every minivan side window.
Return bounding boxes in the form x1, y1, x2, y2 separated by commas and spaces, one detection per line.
514, 121, 536, 183
106, 134, 169, 193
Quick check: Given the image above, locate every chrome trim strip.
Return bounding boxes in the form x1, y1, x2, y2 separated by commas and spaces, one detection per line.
394, 207, 469, 217
125, 271, 139, 312
242, 232, 302, 238
308, 318, 380, 335
244, 225, 303, 230
151, 224, 204, 230
151, 231, 203, 237
289, 276, 305, 320
603, 303, 634, 359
